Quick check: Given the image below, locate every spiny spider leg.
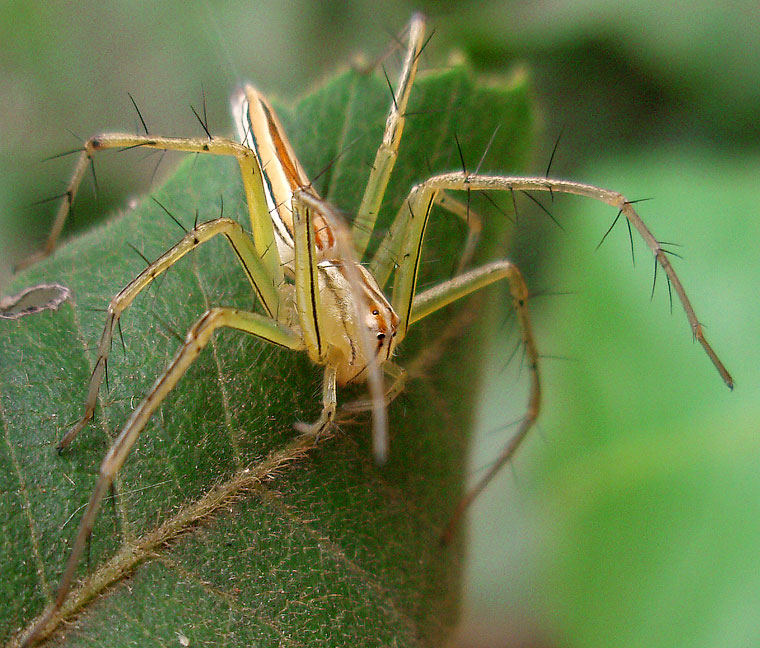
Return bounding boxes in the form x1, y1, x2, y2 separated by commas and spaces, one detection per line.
18, 134, 283, 287
57, 216, 281, 450
379, 171, 732, 389
362, 168, 733, 540
351, 13, 426, 258
23, 307, 302, 646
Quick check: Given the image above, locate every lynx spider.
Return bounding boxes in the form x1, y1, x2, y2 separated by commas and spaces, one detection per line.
17, 13, 732, 647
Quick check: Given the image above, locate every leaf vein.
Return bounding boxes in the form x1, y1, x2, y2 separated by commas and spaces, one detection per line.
0, 383, 51, 600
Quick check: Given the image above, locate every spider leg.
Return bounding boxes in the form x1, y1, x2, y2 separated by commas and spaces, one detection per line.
21, 307, 302, 647
369, 188, 482, 292
351, 13, 426, 258
58, 216, 283, 450
389, 171, 733, 388
20, 134, 283, 288
408, 261, 541, 543
384, 170, 731, 538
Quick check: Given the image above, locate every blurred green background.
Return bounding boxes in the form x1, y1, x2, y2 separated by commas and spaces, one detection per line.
2, 1, 758, 647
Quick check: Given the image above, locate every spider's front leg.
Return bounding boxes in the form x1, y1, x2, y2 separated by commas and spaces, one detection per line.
19, 134, 283, 288
292, 187, 401, 461
351, 12, 427, 258
386, 172, 733, 388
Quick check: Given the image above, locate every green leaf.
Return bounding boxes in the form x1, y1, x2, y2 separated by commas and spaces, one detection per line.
1, 66, 534, 646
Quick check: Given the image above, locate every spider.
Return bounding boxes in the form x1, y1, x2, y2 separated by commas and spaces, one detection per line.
16, 13, 732, 647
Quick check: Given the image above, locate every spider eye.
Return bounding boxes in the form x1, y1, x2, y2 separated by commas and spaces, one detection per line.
377, 333, 386, 340
371, 309, 379, 316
